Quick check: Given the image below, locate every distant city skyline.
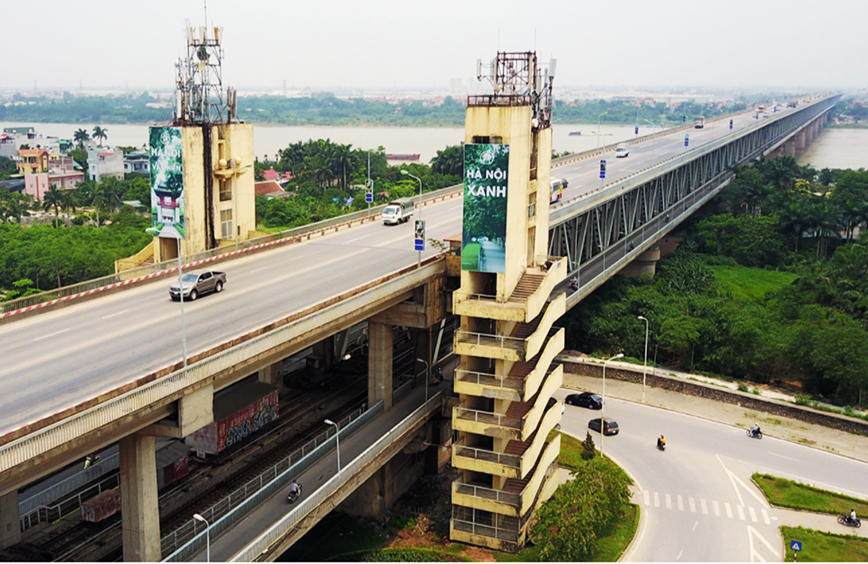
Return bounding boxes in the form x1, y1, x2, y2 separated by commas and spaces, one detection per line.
1, 0, 866, 93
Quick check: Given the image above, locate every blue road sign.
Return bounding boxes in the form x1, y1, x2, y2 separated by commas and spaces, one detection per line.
365, 192, 373, 203
599, 159, 606, 179
415, 239, 424, 251
730, 119, 733, 130
684, 134, 689, 147
635, 126, 639, 135
790, 541, 802, 552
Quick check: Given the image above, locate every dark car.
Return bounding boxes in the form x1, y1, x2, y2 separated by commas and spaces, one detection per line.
588, 417, 619, 436
565, 392, 603, 410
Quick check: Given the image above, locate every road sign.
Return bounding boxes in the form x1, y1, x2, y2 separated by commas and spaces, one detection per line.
684, 134, 689, 147
414, 220, 425, 251
790, 541, 802, 552
634, 125, 639, 135
729, 119, 733, 130
365, 192, 373, 203
682, 115, 686, 123
599, 159, 606, 179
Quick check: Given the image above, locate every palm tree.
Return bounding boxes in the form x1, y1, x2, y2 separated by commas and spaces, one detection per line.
6, 193, 32, 223
61, 189, 78, 227
73, 129, 90, 149
92, 180, 122, 224
92, 126, 108, 146
42, 184, 64, 227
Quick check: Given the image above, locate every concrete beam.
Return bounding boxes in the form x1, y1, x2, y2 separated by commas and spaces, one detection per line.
120, 434, 160, 562
618, 246, 661, 278
368, 321, 393, 410
141, 384, 213, 438
370, 280, 445, 329
257, 361, 284, 387
0, 490, 20, 549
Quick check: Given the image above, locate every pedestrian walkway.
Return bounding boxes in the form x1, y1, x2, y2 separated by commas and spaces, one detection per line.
633, 488, 773, 524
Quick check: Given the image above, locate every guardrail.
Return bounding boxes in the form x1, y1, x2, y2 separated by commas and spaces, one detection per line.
18, 452, 119, 518
453, 407, 521, 429
20, 471, 119, 534
453, 440, 520, 469
0, 259, 444, 473
454, 330, 524, 350
228, 390, 444, 562
160, 403, 378, 560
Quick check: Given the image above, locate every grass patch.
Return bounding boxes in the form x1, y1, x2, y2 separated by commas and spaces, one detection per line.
340, 547, 472, 562
753, 474, 868, 516
781, 526, 868, 562
708, 264, 798, 300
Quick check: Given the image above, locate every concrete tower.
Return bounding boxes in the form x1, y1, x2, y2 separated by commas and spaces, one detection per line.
450, 52, 567, 553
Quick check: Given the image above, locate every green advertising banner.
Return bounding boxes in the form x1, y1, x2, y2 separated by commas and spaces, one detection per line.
462, 144, 509, 273
149, 126, 185, 239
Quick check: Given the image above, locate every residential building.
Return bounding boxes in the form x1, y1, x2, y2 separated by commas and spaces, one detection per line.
123, 151, 150, 174
254, 180, 285, 197
23, 171, 84, 200
86, 147, 124, 183
0, 134, 17, 158
17, 149, 49, 175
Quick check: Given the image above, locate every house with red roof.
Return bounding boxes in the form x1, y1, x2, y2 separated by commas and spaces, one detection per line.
17, 148, 49, 175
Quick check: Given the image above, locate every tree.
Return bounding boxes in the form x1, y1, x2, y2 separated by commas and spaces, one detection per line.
42, 184, 64, 227
61, 189, 78, 227
431, 143, 464, 177
92, 125, 108, 146
73, 128, 90, 148
581, 432, 596, 460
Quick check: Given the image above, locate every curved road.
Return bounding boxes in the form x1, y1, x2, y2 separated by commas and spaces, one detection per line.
0, 106, 794, 436
557, 392, 868, 561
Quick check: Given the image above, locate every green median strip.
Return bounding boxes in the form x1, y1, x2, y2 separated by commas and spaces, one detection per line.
752, 473, 868, 516
782, 526, 868, 562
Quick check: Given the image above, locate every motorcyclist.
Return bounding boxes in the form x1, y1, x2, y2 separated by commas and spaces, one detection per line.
850, 508, 857, 524
657, 435, 666, 448
289, 480, 300, 497
569, 277, 579, 291
751, 423, 761, 437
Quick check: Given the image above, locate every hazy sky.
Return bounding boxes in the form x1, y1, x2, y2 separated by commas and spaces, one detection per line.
2, 0, 866, 92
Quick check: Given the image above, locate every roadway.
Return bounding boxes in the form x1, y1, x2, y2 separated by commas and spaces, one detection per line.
556, 391, 868, 562
0, 107, 788, 437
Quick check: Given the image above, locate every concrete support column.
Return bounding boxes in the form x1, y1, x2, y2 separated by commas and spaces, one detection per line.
795, 131, 806, 155
120, 434, 160, 562
368, 321, 393, 410
258, 361, 284, 387
619, 245, 661, 278
0, 490, 20, 550
312, 336, 335, 371
784, 139, 796, 158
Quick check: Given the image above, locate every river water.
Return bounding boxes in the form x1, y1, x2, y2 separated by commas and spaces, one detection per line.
4, 121, 866, 169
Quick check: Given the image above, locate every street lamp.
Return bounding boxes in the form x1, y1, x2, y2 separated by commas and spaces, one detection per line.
638, 316, 649, 402
146, 229, 188, 370
324, 418, 341, 481
600, 352, 624, 458
596, 112, 607, 149
400, 169, 423, 267
417, 358, 430, 402
193, 514, 210, 562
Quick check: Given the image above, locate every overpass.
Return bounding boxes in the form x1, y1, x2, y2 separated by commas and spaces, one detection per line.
0, 91, 839, 560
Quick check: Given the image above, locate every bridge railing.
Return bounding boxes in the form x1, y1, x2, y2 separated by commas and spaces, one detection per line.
227, 390, 443, 562
161, 402, 379, 560
18, 452, 119, 519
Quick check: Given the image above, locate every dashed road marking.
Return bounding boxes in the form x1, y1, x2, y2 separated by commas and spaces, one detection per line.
654, 492, 660, 507
689, 497, 696, 513
678, 495, 684, 511
761, 509, 770, 525
749, 506, 758, 522
738, 505, 746, 521
666, 493, 672, 509
644, 490, 650, 506
701, 499, 709, 515
726, 502, 733, 519
713, 500, 721, 517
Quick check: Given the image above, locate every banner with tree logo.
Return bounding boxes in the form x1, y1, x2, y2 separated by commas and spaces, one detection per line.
149, 126, 185, 239
462, 143, 509, 272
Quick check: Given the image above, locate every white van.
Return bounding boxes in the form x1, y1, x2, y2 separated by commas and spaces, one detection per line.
615, 143, 630, 158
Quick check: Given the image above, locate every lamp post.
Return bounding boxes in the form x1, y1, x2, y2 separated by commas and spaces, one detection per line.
400, 169, 422, 267
638, 316, 649, 402
417, 358, 429, 402
600, 352, 624, 458
596, 112, 607, 149
193, 514, 210, 562
325, 418, 341, 481
147, 229, 188, 369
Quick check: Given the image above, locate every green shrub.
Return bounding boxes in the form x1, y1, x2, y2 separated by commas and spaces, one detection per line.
385, 516, 415, 530
737, 381, 749, 392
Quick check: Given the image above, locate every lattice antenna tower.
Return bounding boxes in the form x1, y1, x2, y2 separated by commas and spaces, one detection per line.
174, 25, 238, 125
475, 51, 556, 129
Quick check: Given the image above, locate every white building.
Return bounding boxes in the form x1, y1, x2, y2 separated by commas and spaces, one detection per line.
86, 147, 125, 183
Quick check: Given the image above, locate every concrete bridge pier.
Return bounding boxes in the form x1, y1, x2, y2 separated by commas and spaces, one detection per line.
120, 434, 160, 562
795, 131, 807, 157
784, 138, 797, 158
0, 490, 20, 550
258, 360, 285, 387
368, 321, 394, 410
619, 245, 662, 278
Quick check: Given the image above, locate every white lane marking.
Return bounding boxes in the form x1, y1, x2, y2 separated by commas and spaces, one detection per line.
749, 525, 780, 560
249, 267, 268, 274
717, 454, 769, 507
761, 509, 770, 525
654, 492, 660, 507
738, 505, 746, 520
678, 495, 684, 511
692, 520, 698, 531
676, 549, 683, 560
701, 499, 708, 515
725, 502, 733, 519
101, 310, 128, 320
345, 235, 370, 244
33, 329, 69, 342
689, 498, 696, 513
713, 500, 721, 517
666, 493, 672, 509
769, 452, 799, 462
644, 490, 650, 506
749, 506, 758, 522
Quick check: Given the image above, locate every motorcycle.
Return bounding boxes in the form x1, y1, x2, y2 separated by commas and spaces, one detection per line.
656, 440, 666, 452
287, 483, 303, 504
838, 515, 862, 528
746, 429, 763, 440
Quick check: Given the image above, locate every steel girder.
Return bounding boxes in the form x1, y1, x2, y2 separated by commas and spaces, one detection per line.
548, 96, 840, 276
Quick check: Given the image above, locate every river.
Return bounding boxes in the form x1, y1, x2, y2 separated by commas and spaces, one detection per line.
4, 121, 866, 169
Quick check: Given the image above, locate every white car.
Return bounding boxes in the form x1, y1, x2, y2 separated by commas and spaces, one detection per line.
615, 143, 630, 158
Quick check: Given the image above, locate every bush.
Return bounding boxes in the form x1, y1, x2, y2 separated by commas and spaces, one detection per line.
581, 432, 596, 460
737, 381, 750, 392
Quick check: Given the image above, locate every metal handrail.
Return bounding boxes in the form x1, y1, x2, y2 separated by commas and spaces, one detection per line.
19, 452, 119, 516
453, 439, 521, 468
454, 330, 524, 349
454, 369, 512, 387
453, 406, 521, 429
227, 391, 444, 562
452, 481, 520, 506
